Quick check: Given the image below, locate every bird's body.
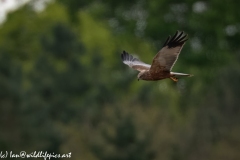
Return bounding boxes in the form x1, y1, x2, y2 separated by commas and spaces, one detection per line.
137, 70, 169, 81
121, 31, 193, 82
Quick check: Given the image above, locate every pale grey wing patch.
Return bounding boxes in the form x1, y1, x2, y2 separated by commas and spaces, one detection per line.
150, 31, 188, 72
121, 51, 151, 71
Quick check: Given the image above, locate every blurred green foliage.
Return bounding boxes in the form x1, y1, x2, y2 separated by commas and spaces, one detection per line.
0, 0, 240, 159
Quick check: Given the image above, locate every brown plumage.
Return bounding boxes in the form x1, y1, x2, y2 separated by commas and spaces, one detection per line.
121, 31, 193, 82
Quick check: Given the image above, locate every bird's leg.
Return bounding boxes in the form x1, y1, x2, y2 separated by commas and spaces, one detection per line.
170, 77, 178, 82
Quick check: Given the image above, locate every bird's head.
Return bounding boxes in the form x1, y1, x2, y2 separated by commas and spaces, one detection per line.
137, 71, 146, 81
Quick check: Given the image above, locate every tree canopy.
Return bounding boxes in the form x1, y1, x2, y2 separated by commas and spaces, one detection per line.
0, 0, 240, 159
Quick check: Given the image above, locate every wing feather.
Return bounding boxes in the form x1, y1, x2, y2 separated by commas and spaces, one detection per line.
121, 51, 151, 71
150, 31, 188, 73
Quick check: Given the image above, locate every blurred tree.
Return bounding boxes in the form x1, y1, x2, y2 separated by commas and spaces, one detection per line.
0, 0, 240, 160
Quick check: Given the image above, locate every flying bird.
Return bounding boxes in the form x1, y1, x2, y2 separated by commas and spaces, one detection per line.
121, 31, 193, 82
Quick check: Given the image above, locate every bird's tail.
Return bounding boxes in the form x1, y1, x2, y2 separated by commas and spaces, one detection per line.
170, 72, 193, 82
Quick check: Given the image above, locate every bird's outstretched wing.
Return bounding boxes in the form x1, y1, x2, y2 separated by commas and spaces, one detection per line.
149, 31, 188, 74
121, 51, 151, 71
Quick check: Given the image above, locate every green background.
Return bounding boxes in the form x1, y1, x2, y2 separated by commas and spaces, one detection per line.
0, 0, 240, 159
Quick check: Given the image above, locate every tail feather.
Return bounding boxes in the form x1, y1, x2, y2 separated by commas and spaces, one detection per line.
170, 72, 193, 77
170, 72, 193, 82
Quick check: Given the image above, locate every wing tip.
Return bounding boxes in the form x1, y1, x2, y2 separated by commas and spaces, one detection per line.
121, 53, 124, 61
121, 50, 125, 61
163, 30, 188, 48
121, 50, 131, 62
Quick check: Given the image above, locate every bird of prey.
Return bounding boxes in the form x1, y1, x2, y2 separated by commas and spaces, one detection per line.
121, 31, 193, 82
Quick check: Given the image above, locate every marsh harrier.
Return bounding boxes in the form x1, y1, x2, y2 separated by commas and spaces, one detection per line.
121, 31, 193, 82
